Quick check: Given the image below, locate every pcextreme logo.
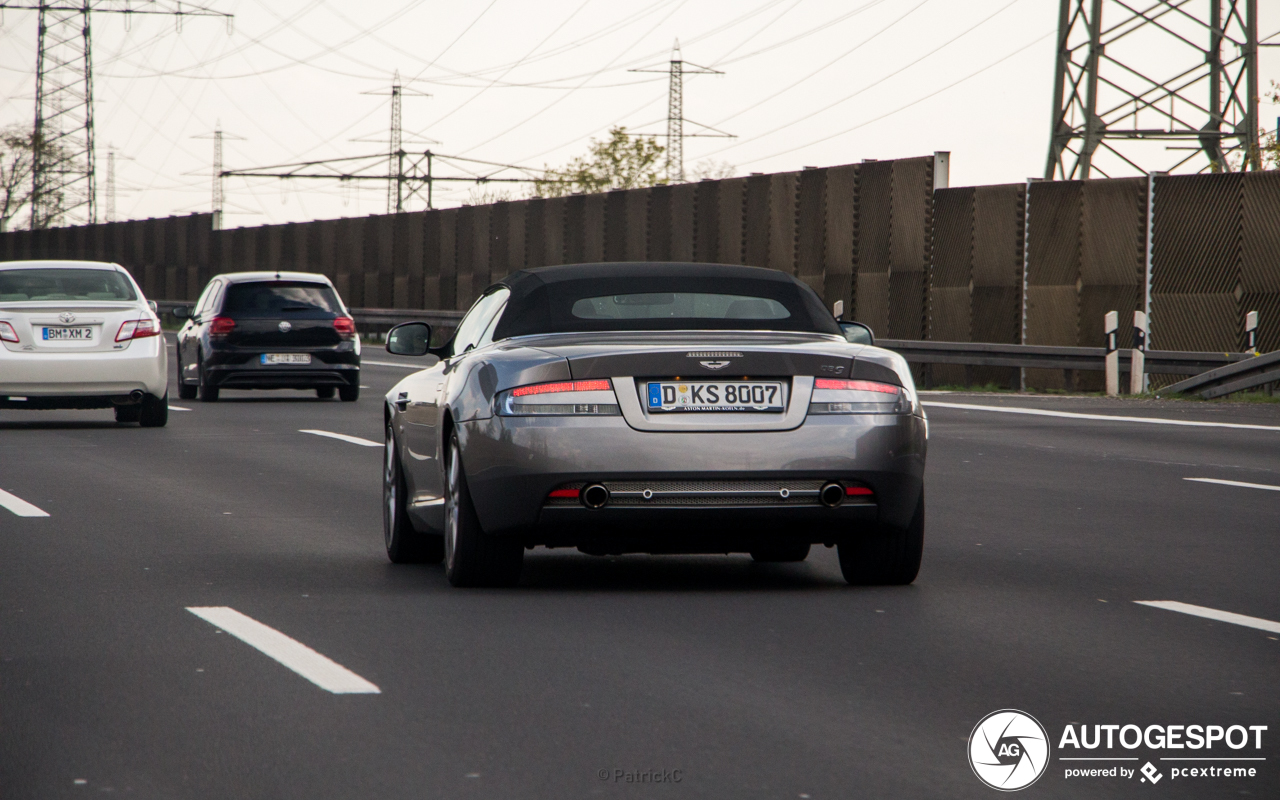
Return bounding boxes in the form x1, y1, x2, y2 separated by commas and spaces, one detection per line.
968, 710, 1051, 791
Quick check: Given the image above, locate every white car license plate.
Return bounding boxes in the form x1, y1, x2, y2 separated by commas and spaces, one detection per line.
42, 326, 94, 341
647, 381, 785, 412
261, 353, 311, 365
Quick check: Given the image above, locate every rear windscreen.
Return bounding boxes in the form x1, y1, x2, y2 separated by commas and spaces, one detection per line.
572, 293, 791, 321
0, 268, 137, 302
221, 282, 342, 317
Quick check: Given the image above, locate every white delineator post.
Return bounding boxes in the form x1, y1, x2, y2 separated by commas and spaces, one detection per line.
1104, 311, 1119, 397
1130, 310, 1148, 394
1245, 310, 1258, 355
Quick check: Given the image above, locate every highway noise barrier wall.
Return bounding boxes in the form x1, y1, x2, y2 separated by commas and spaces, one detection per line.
2, 157, 1277, 389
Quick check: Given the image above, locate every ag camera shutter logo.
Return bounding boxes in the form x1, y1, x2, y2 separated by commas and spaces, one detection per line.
968, 709, 1051, 791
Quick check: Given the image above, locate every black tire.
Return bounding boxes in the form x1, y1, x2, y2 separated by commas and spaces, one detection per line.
339, 384, 359, 402
837, 490, 924, 586
750, 542, 812, 563
114, 403, 141, 424
176, 354, 197, 400
384, 424, 444, 564
197, 355, 219, 402
139, 392, 169, 428
443, 431, 522, 587
316, 386, 336, 400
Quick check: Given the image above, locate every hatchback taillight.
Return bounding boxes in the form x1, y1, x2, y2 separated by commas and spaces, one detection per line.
116, 318, 160, 342
0, 321, 18, 343
333, 316, 356, 338
209, 317, 236, 338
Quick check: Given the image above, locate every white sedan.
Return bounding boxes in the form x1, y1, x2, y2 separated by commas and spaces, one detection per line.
0, 260, 169, 426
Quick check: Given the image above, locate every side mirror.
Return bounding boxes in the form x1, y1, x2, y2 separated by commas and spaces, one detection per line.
171, 305, 192, 320
840, 321, 874, 346
148, 300, 159, 313
386, 321, 433, 357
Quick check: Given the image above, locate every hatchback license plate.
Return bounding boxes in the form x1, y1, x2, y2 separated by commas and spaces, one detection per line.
647, 381, 785, 412
261, 353, 311, 365
43, 326, 94, 341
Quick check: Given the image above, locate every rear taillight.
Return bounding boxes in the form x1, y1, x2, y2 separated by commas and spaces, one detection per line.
115, 318, 160, 342
814, 378, 899, 393
333, 316, 356, 339
512, 379, 611, 397
209, 317, 236, 338
498, 379, 619, 416
0, 321, 17, 343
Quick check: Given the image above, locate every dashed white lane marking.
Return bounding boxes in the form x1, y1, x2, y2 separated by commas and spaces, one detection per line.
299, 429, 381, 447
1184, 477, 1280, 492
361, 359, 422, 369
168, 405, 192, 411
1135, 601, 1280, 635
187, 607, 380, 694
923, 401, 1280, 432
0, 488, 49, 517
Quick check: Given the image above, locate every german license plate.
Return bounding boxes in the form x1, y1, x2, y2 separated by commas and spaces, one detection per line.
261, 353, 311, 365
647, 381, 785, 412
42, 326, 94, 341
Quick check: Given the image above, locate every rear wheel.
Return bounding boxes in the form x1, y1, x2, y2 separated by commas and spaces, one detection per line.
114, 403, 141, 424
750, 542, 811, 563
316, 386, 336, 399
139, 392, 169, 428
443, 431, 522, 587
384, 424, 443, 564
339, 384, 359, 402
837, 490, 924, 586
176, 354, 197, 400
197, 355, 219, 402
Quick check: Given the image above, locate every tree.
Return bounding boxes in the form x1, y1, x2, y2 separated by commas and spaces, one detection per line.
533, 126, 666, 198
0, 125, 66, 231
689, 159, 736, 181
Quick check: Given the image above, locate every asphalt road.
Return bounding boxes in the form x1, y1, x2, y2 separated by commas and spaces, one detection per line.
2, 342, 1277, 799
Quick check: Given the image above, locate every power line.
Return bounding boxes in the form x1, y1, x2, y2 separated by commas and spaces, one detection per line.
0, 0, 232, 228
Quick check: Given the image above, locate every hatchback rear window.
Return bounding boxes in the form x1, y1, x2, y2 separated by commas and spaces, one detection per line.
571, 293, 791, 321
221, 282, 342, 317
0, 268, 137, 302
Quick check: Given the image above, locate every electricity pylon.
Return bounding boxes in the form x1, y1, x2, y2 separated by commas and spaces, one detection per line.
194, 122, 244, 229
360, 71, 431, 213
631, 41, 733, 183
1045, 0, 1261, 178
0, 1, 232, 228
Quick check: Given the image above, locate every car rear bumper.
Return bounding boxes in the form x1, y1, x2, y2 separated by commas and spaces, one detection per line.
203, 348, 359, 389
0, 338, 168, 400
457, 412, 926, 541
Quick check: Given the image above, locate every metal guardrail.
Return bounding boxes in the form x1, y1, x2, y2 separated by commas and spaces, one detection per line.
1162, 350, 1280, 399
879, 339, 1250, 376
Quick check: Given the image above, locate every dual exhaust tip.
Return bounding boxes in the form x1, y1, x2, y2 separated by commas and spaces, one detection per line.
578, 480, 854, 509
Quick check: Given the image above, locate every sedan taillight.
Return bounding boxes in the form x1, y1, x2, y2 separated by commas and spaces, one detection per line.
209, 317, 236, 338
0, 321, 18, 343
814, 378, 899, 393
116, 318, 160, 342
498, 379, 619, 416
333, 316, 356, 339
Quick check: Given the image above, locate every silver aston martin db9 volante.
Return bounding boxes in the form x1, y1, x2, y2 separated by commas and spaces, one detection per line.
382, 262, 927, 587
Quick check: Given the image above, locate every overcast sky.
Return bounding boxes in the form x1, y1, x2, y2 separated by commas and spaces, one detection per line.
1, 0, 1276, 226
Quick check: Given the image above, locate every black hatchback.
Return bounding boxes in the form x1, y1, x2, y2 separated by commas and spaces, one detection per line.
173, 272, 360, 402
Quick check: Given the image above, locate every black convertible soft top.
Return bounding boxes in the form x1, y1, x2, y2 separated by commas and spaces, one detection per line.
490, 262, 842, 340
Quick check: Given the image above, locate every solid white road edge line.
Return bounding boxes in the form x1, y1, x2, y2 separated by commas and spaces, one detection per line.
361, 359, 421, 369
1184, 477, 1280, 492
186, 607, 380, 694
1134, 601, 1280, 635
299, 429, 381, 447
0, 488, 49, 517
923, 401, 1280, 432
168, 405, 192, 411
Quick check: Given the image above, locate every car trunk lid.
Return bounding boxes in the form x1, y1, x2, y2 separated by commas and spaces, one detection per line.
0, 302, 148, 353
